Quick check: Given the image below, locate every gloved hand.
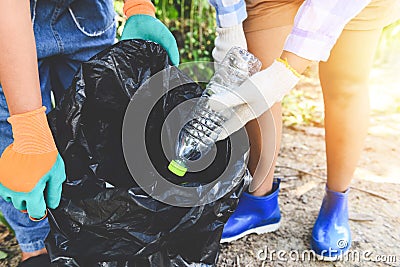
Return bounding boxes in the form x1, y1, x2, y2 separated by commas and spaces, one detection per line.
121, 0, 179, 65
0, 107, 66, 221
210, 58, 301, 141
212, 23, 247, 63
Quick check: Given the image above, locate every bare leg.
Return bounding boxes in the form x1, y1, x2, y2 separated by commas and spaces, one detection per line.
21, 248, 47, 261
244, 26, 292, 196
319, 28, 383, 192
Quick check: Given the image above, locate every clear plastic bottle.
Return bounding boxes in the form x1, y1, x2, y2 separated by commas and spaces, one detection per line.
168, 47, 262, 176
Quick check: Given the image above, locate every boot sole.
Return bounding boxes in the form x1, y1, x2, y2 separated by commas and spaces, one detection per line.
314, 247, 351, 262
220, 221, 281, 244
311, 235, 351, 262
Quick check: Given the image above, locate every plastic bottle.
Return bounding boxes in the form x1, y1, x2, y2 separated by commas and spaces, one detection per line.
168, 47, 262, 177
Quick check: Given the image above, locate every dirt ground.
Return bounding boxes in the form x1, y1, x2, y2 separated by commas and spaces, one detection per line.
1, 49, 399, 267
218, 126, 400, 267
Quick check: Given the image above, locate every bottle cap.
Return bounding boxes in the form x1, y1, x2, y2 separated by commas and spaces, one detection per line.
168, 160, 187, 177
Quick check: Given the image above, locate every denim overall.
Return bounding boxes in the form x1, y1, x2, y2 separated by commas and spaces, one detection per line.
0, 0, 116, 252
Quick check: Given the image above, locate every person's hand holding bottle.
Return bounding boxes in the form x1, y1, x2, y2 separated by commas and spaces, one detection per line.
209, 0, 370, 141
210, 56, 302, 141
208, 19, 301, 141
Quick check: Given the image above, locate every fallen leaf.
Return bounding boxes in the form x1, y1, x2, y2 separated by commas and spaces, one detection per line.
0, 225, 10, 242
0, 250, 8, 259
349, 213, 375, 222
293, 181, 319, 198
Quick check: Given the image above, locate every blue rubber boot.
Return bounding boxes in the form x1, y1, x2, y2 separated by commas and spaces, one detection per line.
311, 186, 351, 260
221, 179, 281, 243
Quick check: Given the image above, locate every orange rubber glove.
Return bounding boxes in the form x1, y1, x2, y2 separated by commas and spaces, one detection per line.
0, 107, 66, 221
123, 0, 155, 17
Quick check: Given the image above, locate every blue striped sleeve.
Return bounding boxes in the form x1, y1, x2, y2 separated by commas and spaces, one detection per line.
209, 0, 247, 27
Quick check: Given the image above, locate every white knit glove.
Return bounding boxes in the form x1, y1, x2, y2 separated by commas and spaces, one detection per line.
212, 23, 247, 63
209, 59, 301, 141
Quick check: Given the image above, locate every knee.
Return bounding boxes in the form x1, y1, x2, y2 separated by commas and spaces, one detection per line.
321, 76, 369, 107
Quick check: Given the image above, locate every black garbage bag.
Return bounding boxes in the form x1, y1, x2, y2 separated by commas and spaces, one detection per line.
46, 40, 249, 267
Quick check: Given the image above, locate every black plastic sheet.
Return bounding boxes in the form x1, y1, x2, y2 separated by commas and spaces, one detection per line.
46, 40, 249, 266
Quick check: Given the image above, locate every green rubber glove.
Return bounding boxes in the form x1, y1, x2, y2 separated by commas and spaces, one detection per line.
0, 154, 66, 220
121, 14, 180, 66
0, 107, 66, 220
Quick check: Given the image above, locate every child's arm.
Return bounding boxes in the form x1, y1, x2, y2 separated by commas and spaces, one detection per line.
0, 0, 42, 115
0, 1, 66, 221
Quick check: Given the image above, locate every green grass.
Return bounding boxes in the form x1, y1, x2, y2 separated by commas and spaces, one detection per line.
114, 0, 216, 63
